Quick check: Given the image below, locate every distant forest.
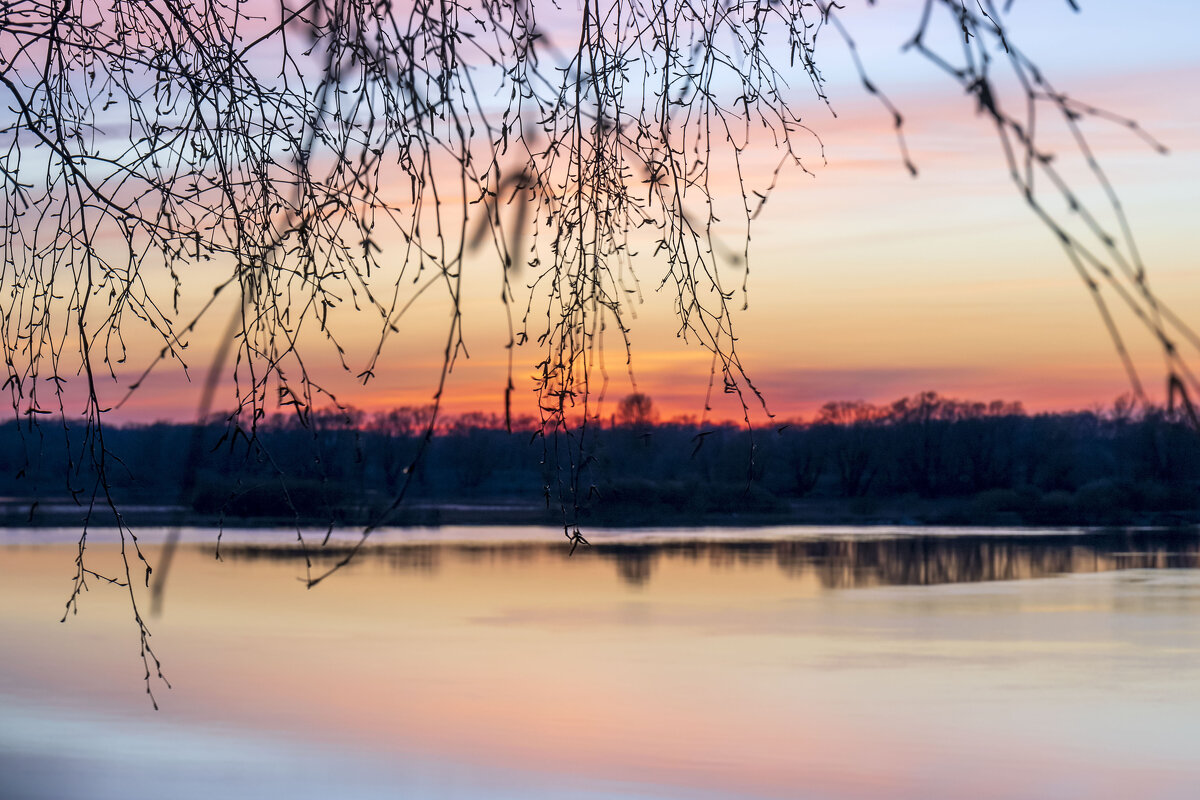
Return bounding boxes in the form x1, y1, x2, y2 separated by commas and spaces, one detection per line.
2, 392, 1198, 527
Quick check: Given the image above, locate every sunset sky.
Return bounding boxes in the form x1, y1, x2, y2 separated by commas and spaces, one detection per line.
106, 0, 1200, 425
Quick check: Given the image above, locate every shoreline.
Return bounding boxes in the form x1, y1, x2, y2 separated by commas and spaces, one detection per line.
3, 496, 1198, 532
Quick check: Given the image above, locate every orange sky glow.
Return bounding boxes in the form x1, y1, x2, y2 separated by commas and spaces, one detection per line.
81, 2, 1200, 426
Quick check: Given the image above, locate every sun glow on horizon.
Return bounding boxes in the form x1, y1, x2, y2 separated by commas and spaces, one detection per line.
34, 1, 1199, 429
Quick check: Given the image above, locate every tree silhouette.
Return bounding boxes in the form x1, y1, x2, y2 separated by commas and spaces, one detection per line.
615, 392, 658, 429
2, 0, 1198, 704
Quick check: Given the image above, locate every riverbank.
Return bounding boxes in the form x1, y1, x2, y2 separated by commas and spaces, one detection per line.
4, 492, 1198, 530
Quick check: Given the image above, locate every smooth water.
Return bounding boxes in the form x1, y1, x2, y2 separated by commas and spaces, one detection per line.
2, 526, 1199, 799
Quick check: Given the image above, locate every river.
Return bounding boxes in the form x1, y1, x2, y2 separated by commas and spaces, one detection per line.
2, 526, 1199, 799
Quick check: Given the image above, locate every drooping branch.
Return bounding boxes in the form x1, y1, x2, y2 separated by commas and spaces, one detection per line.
1, 0, 1195, 701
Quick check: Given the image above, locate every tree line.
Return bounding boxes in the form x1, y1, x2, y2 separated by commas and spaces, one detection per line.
2, 392, 1197, 527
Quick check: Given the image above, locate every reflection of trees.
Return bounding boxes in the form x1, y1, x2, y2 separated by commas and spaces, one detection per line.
217, 543, 443, 575
214, 531, 1200, 589
610, 547, 655, 587
775, 533, 1200, 588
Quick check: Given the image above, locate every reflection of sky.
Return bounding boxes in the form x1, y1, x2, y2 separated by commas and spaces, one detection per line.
1, 698, 709, 800
38, 1, 1200, 424
4, 536, 1200, 799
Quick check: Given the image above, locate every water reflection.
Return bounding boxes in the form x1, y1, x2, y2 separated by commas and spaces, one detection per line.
216, 529, 1200, 588
6, 528, 1200, 800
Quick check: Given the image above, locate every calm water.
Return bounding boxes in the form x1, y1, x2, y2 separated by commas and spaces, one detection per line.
2, 526, 1200, 799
